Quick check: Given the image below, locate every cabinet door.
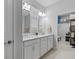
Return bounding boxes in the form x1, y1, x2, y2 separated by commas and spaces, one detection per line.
41, 37, 48, 56
48, 38, 51, 50
51, 36, 53, 48
50, 38, 53, 49
48, 36, 53, 51
24, 39, 40, 59
33, 42, 40, 59
24, 45, 33, 59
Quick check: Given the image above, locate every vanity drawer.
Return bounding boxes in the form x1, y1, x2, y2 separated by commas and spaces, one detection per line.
23, 39, 39, 47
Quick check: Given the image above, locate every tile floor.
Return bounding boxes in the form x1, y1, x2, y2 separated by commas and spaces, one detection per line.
41, 41, 75, 59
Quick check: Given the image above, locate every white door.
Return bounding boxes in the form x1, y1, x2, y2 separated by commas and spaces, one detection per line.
4, 0, 14, 59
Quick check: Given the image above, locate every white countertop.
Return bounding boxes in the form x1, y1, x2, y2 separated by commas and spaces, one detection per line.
23, 34, 53, 41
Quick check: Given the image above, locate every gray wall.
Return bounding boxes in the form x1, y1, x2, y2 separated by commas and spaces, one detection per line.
46, 0, 75, 48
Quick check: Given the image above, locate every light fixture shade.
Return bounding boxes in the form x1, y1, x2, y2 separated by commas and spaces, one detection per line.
38, 11, 46, 16
38, 11, 42, 16
42, 13, 46, 16
23, 2, 31, 11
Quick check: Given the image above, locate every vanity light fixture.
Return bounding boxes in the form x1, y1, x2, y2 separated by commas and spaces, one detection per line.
38, 11, 46, 16
23, 2, 31, 11
38, 11, 42, 16
42, 13, 46, 16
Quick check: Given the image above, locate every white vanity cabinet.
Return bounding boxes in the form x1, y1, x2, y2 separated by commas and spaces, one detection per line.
23, 34, 54, 59
40, 37, 48, 56
23, 39, 40, 59
48, 36, 53, 51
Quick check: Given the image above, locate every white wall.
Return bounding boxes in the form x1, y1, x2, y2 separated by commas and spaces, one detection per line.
46, 0, 75, 48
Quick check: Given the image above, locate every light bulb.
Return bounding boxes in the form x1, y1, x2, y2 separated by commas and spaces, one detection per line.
38, 11, 42, 16
42, 13, 46, 16
22, 2, 31, 11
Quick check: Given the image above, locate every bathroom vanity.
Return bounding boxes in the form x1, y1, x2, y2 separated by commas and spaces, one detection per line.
23, 34, 54, 59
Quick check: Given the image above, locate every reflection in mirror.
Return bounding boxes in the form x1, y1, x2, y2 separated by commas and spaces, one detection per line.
22, 1, 51, 37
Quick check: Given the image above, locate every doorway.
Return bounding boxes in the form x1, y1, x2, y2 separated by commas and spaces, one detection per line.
57, 12, 75, 47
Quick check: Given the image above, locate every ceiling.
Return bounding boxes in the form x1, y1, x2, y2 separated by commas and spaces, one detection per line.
23, 0, 62, 12
35, 0, 61, 8
23, 0, 46, 12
